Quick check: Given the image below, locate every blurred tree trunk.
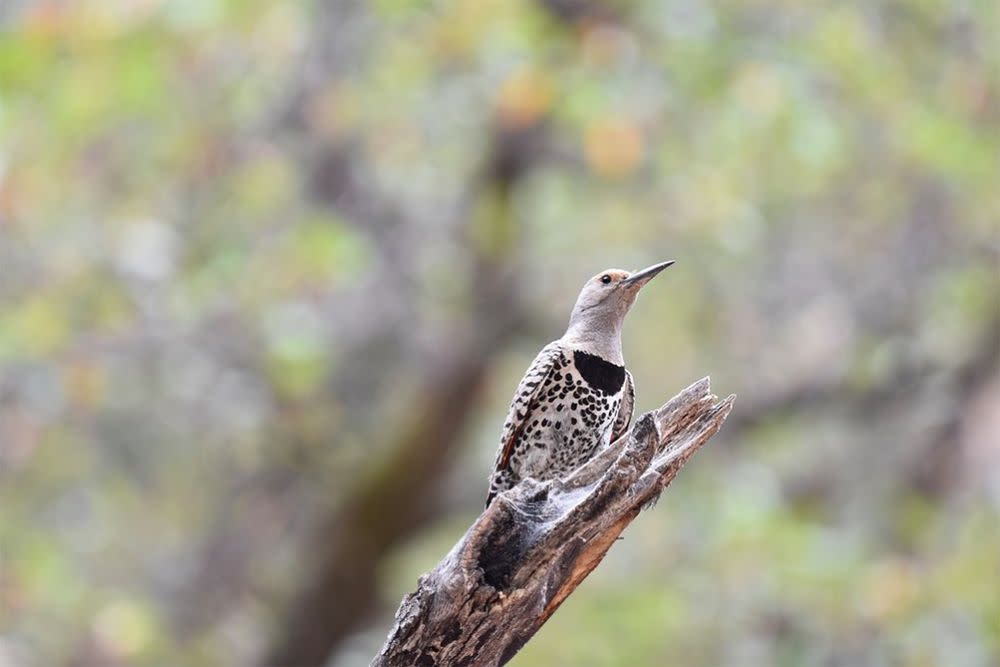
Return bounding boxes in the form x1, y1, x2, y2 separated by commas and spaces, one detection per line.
259, 120, 553, 667
262, 348, 493, 667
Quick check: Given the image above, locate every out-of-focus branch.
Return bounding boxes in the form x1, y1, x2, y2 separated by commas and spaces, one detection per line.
372, 378, 733, 667
536, 0, 622, 25
726, 310, 1000, 508
727, 310, 1000, 440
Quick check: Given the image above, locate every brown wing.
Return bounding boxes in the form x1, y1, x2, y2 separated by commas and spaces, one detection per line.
492, 341, 564, 473
610, 369, 635, 443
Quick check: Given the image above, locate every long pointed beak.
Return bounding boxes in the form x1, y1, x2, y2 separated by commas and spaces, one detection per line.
622, 260, 674, 288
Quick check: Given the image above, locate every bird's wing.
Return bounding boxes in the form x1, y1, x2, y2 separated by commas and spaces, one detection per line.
492, 341, 564, 473
610, 369, 635, 443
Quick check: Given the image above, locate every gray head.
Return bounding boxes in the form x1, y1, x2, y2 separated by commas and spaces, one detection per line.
562, 261, 674, 363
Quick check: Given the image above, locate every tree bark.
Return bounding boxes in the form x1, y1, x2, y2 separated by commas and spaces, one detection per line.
372, 377, 734, 667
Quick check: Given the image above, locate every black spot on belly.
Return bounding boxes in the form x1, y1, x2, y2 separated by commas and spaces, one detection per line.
573, 350, 625, 395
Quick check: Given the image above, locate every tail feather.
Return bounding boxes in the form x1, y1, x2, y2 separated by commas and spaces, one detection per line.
485, 469, 516, 508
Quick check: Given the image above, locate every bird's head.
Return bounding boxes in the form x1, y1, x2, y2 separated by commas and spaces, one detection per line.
563, 260, 674, 363
569, 261, 674, 325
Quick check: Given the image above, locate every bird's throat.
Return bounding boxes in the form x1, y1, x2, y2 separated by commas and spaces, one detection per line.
562, 315, 624, 365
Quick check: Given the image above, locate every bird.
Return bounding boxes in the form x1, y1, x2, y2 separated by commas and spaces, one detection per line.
485, 261, 674, 507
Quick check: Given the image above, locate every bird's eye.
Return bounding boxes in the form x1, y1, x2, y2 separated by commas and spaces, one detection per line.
600, 274, 612, 284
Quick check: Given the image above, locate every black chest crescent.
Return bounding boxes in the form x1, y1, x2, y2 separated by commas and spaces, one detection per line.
573, 350, 626, 395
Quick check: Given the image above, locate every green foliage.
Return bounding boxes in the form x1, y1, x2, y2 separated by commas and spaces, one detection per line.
1, 1, 997, 666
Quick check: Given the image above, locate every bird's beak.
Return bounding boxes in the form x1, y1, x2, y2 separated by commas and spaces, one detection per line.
622, 260, 674, 288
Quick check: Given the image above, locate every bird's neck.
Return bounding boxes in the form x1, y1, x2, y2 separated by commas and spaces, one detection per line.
562, 313, 624, 366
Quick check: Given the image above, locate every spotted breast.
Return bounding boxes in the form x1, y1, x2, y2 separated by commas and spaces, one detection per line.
486, 342, 634, 506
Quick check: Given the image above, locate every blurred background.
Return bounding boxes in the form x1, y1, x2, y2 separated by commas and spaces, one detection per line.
1, 0, 998, 666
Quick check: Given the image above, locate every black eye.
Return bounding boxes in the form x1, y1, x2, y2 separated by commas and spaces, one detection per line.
600, 274, 612, 284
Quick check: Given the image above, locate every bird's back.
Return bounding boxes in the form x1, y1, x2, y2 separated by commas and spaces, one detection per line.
486, 341, 633, 506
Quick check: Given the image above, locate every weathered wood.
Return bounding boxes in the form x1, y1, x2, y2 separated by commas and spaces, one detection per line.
372, 377, 734, 667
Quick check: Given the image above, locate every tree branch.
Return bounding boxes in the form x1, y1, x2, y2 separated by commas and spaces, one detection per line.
372, 377, 734, 667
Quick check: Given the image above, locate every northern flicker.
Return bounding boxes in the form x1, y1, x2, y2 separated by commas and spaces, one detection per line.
485, 261, 674, 507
